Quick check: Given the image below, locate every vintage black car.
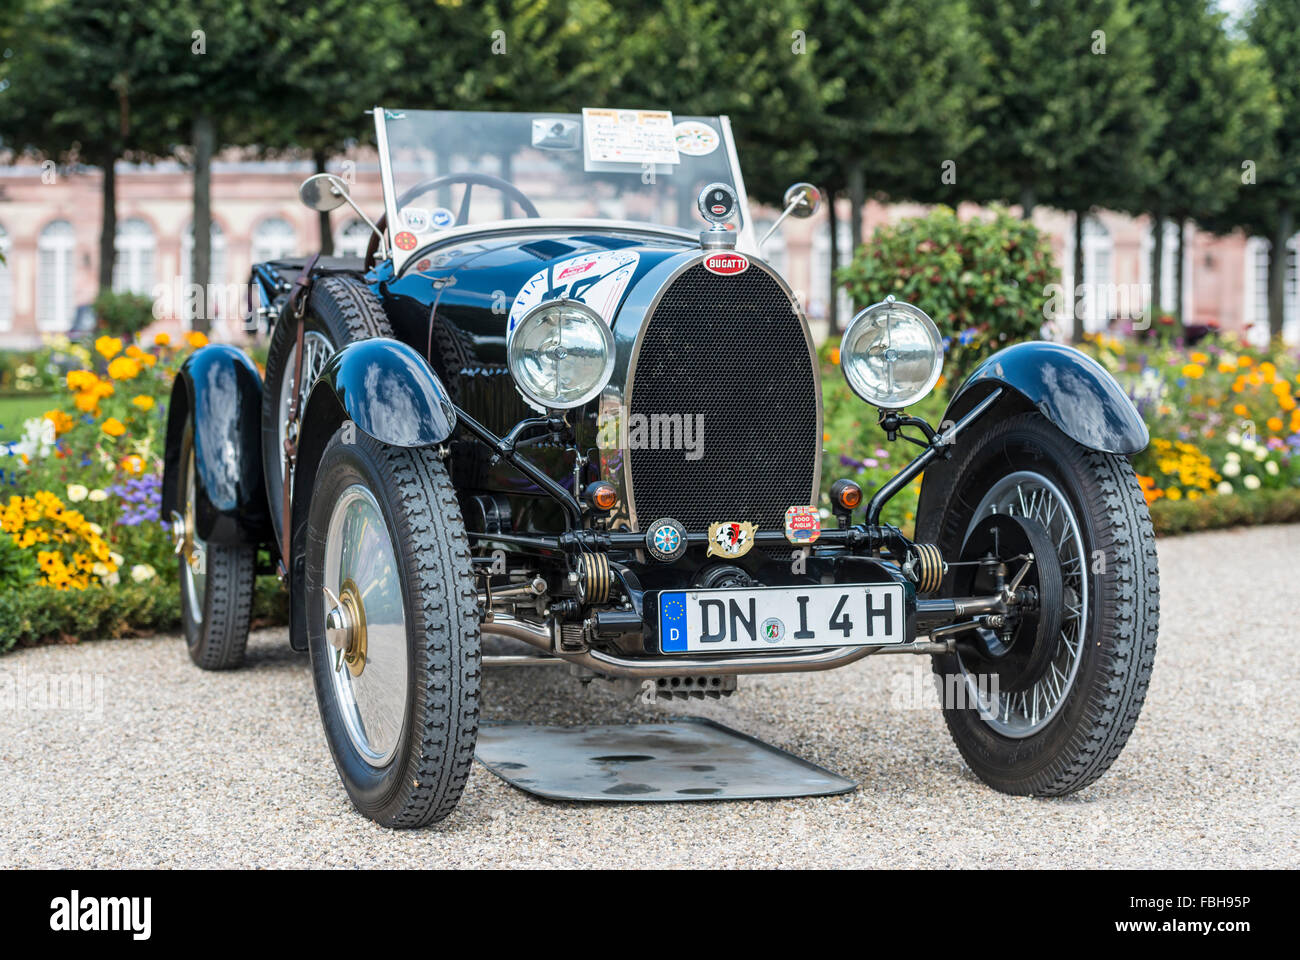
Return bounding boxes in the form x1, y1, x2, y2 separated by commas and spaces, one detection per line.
162, 108, 1159, 827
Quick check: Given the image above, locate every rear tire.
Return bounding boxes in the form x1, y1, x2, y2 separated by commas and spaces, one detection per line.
261, 275, 392, 545
917, 411, 1159, 796
178, 422, 256, 670
304, 429, 480, 827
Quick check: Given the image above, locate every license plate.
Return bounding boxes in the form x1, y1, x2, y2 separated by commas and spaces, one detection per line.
658, 583, 907, 653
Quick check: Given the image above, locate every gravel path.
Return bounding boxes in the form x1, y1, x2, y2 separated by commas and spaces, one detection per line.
2, 524, 1297, 868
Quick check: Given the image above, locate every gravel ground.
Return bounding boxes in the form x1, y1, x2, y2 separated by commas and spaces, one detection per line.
2, 524, 1297, 869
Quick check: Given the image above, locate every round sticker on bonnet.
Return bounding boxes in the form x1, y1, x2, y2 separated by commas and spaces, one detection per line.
673, 120, 720, 157
394, 231, 418, 251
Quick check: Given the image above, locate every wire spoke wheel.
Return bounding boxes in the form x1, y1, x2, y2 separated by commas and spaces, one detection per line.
322, 483, 409, 766
277, 330, 335, 491
959, 470, 1087, 738
181, 448, 207, 625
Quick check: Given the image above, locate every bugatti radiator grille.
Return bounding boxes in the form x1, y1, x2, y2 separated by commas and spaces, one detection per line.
626, 262, 819, 532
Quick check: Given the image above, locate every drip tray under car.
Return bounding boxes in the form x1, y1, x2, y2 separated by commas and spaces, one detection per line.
475, 718, 857, 802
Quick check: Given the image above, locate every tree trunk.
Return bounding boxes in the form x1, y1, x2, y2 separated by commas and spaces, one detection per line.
827, 190, 840, 335
1149, 212, 1163, 323
1268, 207, 1292, 342
98, 157, 117, 296
1072, 210, 1085, 343
1020, 187, 1035, 220
1175, 217, 1187, 334
848, 162, 865, 260
191, 109, 214, 334
314, 150, 334, 256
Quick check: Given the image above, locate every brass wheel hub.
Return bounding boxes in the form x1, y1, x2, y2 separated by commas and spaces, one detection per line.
324, 579, 368, 677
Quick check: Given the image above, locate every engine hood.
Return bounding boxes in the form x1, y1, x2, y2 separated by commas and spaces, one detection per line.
381, 227, 699, 367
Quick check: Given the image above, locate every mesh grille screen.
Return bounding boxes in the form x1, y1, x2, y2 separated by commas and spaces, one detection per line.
627, 263, 819, 533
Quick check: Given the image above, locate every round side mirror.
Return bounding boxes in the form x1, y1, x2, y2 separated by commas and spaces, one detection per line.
299, 173, 350, 212
784, 182, 822, 218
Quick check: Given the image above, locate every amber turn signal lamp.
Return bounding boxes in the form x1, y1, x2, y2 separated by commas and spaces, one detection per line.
830, 479, 863, 512
583, 481, 619, 513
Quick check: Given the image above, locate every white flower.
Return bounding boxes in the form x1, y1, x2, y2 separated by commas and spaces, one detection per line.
1216, 481, 1233, 495
1226, 451, 1240, 462
1226, 430, 1241, 445
66, 483, 89, 502
109, 551, 124, 567
88, 488, 108, 502
130, 564, 156, 583
87, 522, 103, 536
1221, 460, 1240, 477
92, 562, 109, 577
1254, 447, 1267, 461
1244, 475, 1261, 490
1265, 460, 1279, 476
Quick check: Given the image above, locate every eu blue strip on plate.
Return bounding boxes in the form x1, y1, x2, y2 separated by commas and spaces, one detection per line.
659, 591, 688, 652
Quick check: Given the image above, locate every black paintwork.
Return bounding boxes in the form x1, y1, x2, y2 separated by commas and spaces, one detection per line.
312, 337, 457, 446
945, 341, 1149, 455
161, 344, 271, 544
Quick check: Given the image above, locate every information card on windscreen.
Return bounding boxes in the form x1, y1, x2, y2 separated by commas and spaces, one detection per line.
582, 108, 681, 171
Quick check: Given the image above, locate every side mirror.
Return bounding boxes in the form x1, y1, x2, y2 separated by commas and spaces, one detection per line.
758, 182, 824, 250
783, 182, 821, 218
299, 173, 350, 212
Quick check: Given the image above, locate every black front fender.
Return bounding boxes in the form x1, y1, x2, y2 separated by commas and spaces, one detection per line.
944, 341, 1148, 455
311, 337, 456, 447
162, 344, 271, 544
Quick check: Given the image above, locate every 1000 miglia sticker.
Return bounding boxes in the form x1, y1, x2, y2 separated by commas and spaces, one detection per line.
507, 250, 641, 343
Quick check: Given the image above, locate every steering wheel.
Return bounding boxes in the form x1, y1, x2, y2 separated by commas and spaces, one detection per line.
364, 172, 541, 269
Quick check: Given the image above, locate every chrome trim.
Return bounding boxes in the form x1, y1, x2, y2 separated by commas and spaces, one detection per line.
479, 612, 946, 677
373, 105, 397, 267
601, 251, 823, 532
718, 115, 759, 254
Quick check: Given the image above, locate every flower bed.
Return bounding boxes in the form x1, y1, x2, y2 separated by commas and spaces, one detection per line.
0, 331, 284, 650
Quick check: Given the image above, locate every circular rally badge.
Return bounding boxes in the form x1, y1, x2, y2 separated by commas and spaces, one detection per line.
394, 231, 418, 251
645, 518, 688, 563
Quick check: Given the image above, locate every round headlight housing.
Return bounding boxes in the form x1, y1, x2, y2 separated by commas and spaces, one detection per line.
839, 297, 943, 409
507, 299, 615, 410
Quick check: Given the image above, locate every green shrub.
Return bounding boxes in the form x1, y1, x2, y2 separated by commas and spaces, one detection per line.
837, 206, 1058, 385
1149, 488, 1300, 536
91, 290, 156, 339
0, 576, 286, 652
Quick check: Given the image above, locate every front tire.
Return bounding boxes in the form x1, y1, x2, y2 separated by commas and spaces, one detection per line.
305, 429, 480, 827
918, 411, 1159, 796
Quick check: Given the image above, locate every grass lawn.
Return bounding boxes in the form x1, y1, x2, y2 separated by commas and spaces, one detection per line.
0, 393, 58, 442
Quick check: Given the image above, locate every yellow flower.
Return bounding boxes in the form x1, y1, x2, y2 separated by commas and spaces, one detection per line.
1166, 487, 1183, 501
186, 331, 209, 349
1181, 363, 1204, 379
101, 418, 127, 438
43, 409, 74, 435
154, 332, 171, 347
107, 356, 141, 380
126, 344, 157, 367
95, 335, 123, 360
66, 369, 97, 391
1238, 356, 1252, 368
131, 394, 155, 411
1190, 351, 1209, 365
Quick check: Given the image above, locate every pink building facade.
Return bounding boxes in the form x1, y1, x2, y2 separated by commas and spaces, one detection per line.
1, 157, 1295, 347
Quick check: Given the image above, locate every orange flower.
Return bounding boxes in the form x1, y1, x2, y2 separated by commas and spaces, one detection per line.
1237, 356, 1252, 368
125, 344, 157, 367
154, 332, 171, 347
120, 454, 145, 475
1232, 403, 1249, 417
1267, 417, 1283, 433
43, 409, 74, 435
100, 418, 126, 438
66, 369, 98, 391
107, 356, 141, 380
186, 331, 209, 349
1181, 363, 1204, 379
131, 394, 155, 411
94, 335, 123, 360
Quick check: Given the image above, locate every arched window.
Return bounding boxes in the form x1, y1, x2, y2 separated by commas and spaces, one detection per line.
335, 219, 372, 259
112, 218, 156, 295
182, 221, 227, 288
0, 224, 12, 331
37, 220, 76, 331
251, 217, 297, 263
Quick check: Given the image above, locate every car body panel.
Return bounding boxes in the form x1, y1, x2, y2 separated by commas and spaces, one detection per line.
945, 341, 1149, 455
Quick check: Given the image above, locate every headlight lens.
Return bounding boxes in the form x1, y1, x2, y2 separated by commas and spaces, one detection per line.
507, 299, 615, 410
839, 298, 943, 409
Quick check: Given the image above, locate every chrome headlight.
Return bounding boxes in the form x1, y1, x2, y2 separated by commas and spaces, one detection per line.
507, 299, 615, 410
839, 297, 943, 409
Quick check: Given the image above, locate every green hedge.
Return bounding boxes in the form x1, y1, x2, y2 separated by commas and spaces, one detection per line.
1148, 488, 1300, 536
0, 576, 287, 653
